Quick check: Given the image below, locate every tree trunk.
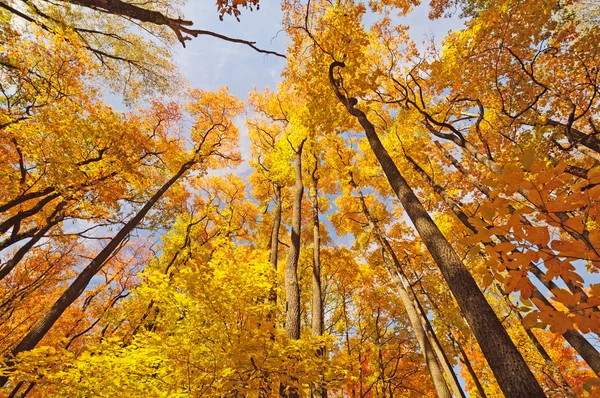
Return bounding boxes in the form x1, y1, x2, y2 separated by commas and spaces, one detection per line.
0, 154, 201, 387
0, 202, 65, 281
450, 333, 489, 398
499, 287, 576, 397
413, 295, 466, 398
269, 184, 283, 306
406, 150, 600, 374
284, 139, 305, 341
270, 184, 283, 272
310, 158, 326, 398
434, 140, 598, 307
329, 61, 545, 398
282, 139, 305, 398
310, 165, 324, 338
354, 188, 452, 398
428, 123, 599, 258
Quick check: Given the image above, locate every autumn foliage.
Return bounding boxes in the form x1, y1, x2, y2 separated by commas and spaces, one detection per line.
1, 0, 600, 397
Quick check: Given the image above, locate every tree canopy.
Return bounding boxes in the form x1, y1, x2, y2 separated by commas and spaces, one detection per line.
1, 0, 600, 396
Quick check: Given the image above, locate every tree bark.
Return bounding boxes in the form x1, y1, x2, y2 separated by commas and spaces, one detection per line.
284, 139, 305, 341
281, 139, 305, 398
309, 158, 326, 398
427, 122, 598, 258
270, 184, 283, 273
329, 61, 545, 398
413, 294, 466, 398
269, 184, 283, 306
406, 150, 600, 373
354, 187, 452, 398
499, 288, 576, 397
0, 202, 65, 281
434, 140, 598, 306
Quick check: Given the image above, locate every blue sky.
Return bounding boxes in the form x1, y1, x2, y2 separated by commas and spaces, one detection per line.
172, 0, 463, 178
174, 0, 463, 97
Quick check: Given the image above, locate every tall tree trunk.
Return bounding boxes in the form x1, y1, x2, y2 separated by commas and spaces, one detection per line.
310, 157, 326, 398
433, 141, 597, 307
269, 183, 283, 304
282, 138, 305, 398
329, 61, 545, 398
354, 187, 452, 398
0, 153, 202, 387
406, 150, 600, 374
310, 164, 323, 337
413, 294, 466, 398
427, 123, 598, 259
450, 333, 489, 398
284, 138, 305, 340
498, 286, 576, 397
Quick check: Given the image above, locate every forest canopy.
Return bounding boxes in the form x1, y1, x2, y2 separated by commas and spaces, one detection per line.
1, 0, 599, 397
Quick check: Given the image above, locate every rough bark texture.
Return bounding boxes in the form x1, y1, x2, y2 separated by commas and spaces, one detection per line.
330, 61, 545, 397
413, 295, 466, 398
0, 154, 200, 387
430, 120, 599, 258
282, 139, 305, 398
310, 170, 323, 337
310, 162, 326, 398
284, 139, 305, 341
270, 184, 283, 273
269, 184, 282, 307
500, 288, 576, 397
435, 140, 598, 307
413, 137, 600, 377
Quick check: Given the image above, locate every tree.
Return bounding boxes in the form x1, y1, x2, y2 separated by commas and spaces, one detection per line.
0, 0, 283, 102
0, 87, 243, 387
3, 0, 600, 396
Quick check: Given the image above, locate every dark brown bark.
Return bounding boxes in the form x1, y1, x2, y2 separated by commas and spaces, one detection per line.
0, 193, 60, 235
270, 184, 283, 273
428, 121, 599, 258
58, 0, 285, 56
434, 141, 598, 308
310, 163, 324, 337
0, 202, 66, 281
413, 295, 466, 398
330, 61, 545, 398
408, 150, 600, 373
0, 153, 201, 387
544, 118, 600, 154
268, 184, 283, 308
499, 288, 576, 397
0, 187, 56, 214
